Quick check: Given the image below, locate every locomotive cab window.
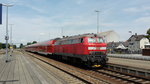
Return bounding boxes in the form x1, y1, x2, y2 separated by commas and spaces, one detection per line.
88, 37, 104, 43
88, 37, 96, 43
98, 37, 104, 43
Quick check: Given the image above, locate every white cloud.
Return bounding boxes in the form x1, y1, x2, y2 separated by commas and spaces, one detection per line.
142, 6, 150, 10
126, 16, 150, 37
76, 0, 85, 4
25, 4, 46, 14
101, 23, 118, 27
123, 6, 150, 13
1, 0, 149, 44
61, 20, 91, 27
20, 39, 27, 42
144, 12, 150, 16
71, 0, 85, 4
2, 15, 95, 44
134, 16, 150, 24
5, 14, 120, 44
123, 7, 140, 13
39, 33, 46, 35
3, 0, 46, 14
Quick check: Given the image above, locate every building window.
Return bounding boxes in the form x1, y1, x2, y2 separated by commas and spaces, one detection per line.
129, 43, 134, 45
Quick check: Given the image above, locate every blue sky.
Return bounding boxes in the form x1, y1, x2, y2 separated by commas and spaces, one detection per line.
0, 0, 150, 45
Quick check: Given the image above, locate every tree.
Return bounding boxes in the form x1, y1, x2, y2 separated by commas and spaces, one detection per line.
32, 41, 37, 44
145, 28, 150, 42
19, 43, 24, 48
2, 43, 6, 49
13, 45, 17, 49
0, 43, 2, 49
1, 43, 10, 49
147, 28, 150, 35
8, 44, 10, 49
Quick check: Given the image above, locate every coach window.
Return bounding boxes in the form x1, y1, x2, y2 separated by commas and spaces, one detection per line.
55, 42, 57, 45
59, 41, 62, 45
57, 42, 59, 45
66, 40, 68, 44
77, 39, 80, 43
56, 42, 59, 45
68, 40, 71, 44
67, 40, 69, 44
69, 40, 72, 44
68, 40, 70, 44
70, 39, 73, 44
75, 39, 78, 43
62, 40, 67, 45
63, 41, 66, 45
72, 39, 75, 44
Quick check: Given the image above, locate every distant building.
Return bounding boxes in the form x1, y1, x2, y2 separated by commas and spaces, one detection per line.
107, 41, 128, 53
98, 30, 119, 43
144, 44, 150, 49
142, 44, 150, 56
127, 33, 149, 52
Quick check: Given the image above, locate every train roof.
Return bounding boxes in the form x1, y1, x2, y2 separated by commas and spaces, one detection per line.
58, 33, 102, 41
26, 38, 60, 47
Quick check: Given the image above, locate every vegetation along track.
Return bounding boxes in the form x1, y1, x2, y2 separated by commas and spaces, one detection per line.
22, 51, 150, 84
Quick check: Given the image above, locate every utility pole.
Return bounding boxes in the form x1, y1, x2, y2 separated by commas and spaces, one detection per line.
49, 33, 50, 39
61, 27, 63, 37
95, 10, 100, 34
128, 31, 133, 54
2, 4, 13, 63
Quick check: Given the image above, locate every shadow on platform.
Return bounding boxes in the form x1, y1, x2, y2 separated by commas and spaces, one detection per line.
0, 80, 19, 84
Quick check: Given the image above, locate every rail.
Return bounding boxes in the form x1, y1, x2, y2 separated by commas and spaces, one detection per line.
105, 63, 150, 80
23, 51, 150, 84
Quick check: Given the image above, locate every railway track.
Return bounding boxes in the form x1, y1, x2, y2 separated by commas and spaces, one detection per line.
22, 51, 150, 84
94, 69, 150, 84
104, 63, 150, 80
22, 51, 109, 84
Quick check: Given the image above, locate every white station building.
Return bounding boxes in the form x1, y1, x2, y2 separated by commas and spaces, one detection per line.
98, 30, 120, 43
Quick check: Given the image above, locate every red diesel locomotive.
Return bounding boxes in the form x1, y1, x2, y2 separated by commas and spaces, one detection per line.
25, 33, 108, 67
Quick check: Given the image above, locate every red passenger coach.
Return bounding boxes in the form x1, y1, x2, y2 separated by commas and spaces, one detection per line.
25, 38, 59, 55
54, 34, 108, 67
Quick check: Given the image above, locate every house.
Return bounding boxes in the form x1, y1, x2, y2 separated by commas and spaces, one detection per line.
127, 33, 149, 53
107, 41, 128, 53
98, 30, 119, 43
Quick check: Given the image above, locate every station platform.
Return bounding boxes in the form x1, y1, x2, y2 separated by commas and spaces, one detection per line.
108, 56, 150, 70
108, 54, 150, 61
0, 51, 65, 84
0, 50, 5, 54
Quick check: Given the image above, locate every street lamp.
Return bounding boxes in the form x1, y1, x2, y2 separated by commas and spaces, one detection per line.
129, 31, 132, 36
10, 24, 14, 56
95, 10, 100, 34
2, 4, 13, 62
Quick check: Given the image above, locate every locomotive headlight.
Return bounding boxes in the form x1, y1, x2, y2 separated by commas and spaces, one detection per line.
88, 47, 96, 50
100, 47, 106, 50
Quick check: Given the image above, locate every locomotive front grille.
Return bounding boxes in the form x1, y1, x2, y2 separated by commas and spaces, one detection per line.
90, 51, 105, 55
